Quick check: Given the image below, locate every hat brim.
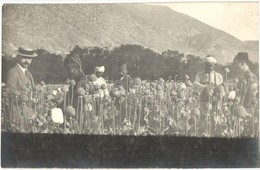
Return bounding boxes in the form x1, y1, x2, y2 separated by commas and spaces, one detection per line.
17, 51, 38, 58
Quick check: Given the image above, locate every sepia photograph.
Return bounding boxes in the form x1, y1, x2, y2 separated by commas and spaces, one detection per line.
1, 1, 259, 168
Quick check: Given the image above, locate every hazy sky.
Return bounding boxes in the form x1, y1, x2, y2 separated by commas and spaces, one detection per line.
155, 2, 258, 41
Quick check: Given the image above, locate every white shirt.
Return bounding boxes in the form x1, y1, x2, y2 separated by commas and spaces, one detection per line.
195, 71, 223, 86
17, 63, 27, 74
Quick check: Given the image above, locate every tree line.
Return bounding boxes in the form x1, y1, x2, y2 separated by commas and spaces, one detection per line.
2, 44, 259, 84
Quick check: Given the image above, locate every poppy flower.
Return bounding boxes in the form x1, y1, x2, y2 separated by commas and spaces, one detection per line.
52, 90, 58, 96
228, 91, 236, 100
51, 108, 64, 124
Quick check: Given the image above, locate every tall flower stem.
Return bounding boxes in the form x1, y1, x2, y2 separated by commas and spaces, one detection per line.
138, 98, 142, 131
63, 92, 67, 131
76, 96, 80, 124
133, 98, 137, 131
71, 86, 74, 106
112, 99, 115, 135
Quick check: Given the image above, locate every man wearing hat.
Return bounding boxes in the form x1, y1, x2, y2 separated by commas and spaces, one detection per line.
233, 52, 258, 136
233, 52, 258, 109
193, 55, 223, 134
6, 46, 37, 92
5, 46, 37, 130
194, 55, 223, 88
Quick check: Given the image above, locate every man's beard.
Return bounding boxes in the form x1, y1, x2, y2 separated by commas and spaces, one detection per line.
21, 62, 30, 68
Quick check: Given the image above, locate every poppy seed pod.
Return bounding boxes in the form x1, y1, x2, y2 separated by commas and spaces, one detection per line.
70, 80, 76, 86
170, 90, 177, 96
157, 92, 164, 100
62, 85, 69, 92
233, 78, 239, 83
179, 82, 187, 90
177, 91, 185, 99
39, 87, 45, 93
234, 106, 247, 118
40, 81, 46, 86
223, 106, 229, 112
14, 90, 20, 96
34, 84, 41, 92
110, 88, 121, 98
186, 80, 192, 87
159, 77, 165, 83
187, 97, 193, 104
77, 87, 86, 96
185, 74, 190, 80
65, 79, 71, 85
156, 84, 163, 91
118, 85, 125, 91
206, 103, 212, 111
234, 97, 241, 103
134, 77, 142, 85
93, 84, 101, 91
215, 85, 225, 94
228, 91, 236, 100
224, 68, 230, 73
89, 74, 97, 82
191, 108, 200, 117
65, 106, 76, 117
21, 86, 30, 92
21, 94, 29, 102
101, 84, 107, 90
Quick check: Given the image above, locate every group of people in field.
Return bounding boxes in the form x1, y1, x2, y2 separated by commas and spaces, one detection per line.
5, 46, 259, 128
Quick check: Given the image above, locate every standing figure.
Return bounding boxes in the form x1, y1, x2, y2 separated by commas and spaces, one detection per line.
6, 46, 38, 92
233, 52, 258, 109
5, 46, 38, 130
64, 54, 87, 108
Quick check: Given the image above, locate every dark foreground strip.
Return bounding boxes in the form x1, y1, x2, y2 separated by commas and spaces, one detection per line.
1, 132, 259, 168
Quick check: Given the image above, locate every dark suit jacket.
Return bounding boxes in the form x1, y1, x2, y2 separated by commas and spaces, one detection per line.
6, 64, 35, 92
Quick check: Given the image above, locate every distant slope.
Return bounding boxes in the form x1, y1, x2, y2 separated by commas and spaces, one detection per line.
2, 4, 258, 64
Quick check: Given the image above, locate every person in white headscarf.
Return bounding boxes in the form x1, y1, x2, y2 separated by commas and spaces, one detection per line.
93, 66, 109, 98
194, 55, 223, 93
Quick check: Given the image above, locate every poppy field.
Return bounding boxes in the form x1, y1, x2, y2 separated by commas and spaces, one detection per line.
1, 76, 259, 138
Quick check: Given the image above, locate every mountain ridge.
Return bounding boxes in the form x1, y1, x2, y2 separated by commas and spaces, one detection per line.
2, 4, 258, 64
